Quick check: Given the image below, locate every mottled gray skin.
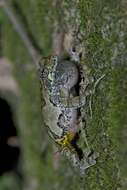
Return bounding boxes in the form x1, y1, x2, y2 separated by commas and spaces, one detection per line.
51, 60, 79, 132
39, 55, 99, 174
54, 60, 79, 93
39, 57, 80, 134
50, 60, 78, 104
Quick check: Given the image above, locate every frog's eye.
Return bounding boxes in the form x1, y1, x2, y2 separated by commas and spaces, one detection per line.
51, 55, 58, 65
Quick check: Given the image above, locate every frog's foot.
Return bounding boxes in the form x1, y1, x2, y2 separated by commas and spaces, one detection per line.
79, 149, 99, 174
71, 148, 98, 174
83, 148, 99, 161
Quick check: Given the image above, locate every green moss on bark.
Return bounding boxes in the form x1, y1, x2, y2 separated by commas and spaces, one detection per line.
1, 0, 127, 189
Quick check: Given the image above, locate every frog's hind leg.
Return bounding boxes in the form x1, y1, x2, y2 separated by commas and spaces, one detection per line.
45, 124, 60, 141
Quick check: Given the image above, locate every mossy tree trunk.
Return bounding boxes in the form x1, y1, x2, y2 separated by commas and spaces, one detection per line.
1, 0, 127, 190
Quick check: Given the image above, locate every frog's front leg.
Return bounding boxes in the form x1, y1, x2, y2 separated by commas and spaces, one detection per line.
57, 95, 86, 109
55, 73, 105, 109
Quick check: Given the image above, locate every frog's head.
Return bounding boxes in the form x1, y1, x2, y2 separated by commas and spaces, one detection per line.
38, 56, 58, 82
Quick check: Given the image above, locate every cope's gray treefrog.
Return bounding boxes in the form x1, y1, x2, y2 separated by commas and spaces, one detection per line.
38, 52, 103, 174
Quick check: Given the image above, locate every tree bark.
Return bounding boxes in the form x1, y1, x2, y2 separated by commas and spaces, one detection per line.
1, 0, 127, 189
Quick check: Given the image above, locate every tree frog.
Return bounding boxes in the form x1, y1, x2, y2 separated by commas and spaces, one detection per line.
38, 51, 100, 174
